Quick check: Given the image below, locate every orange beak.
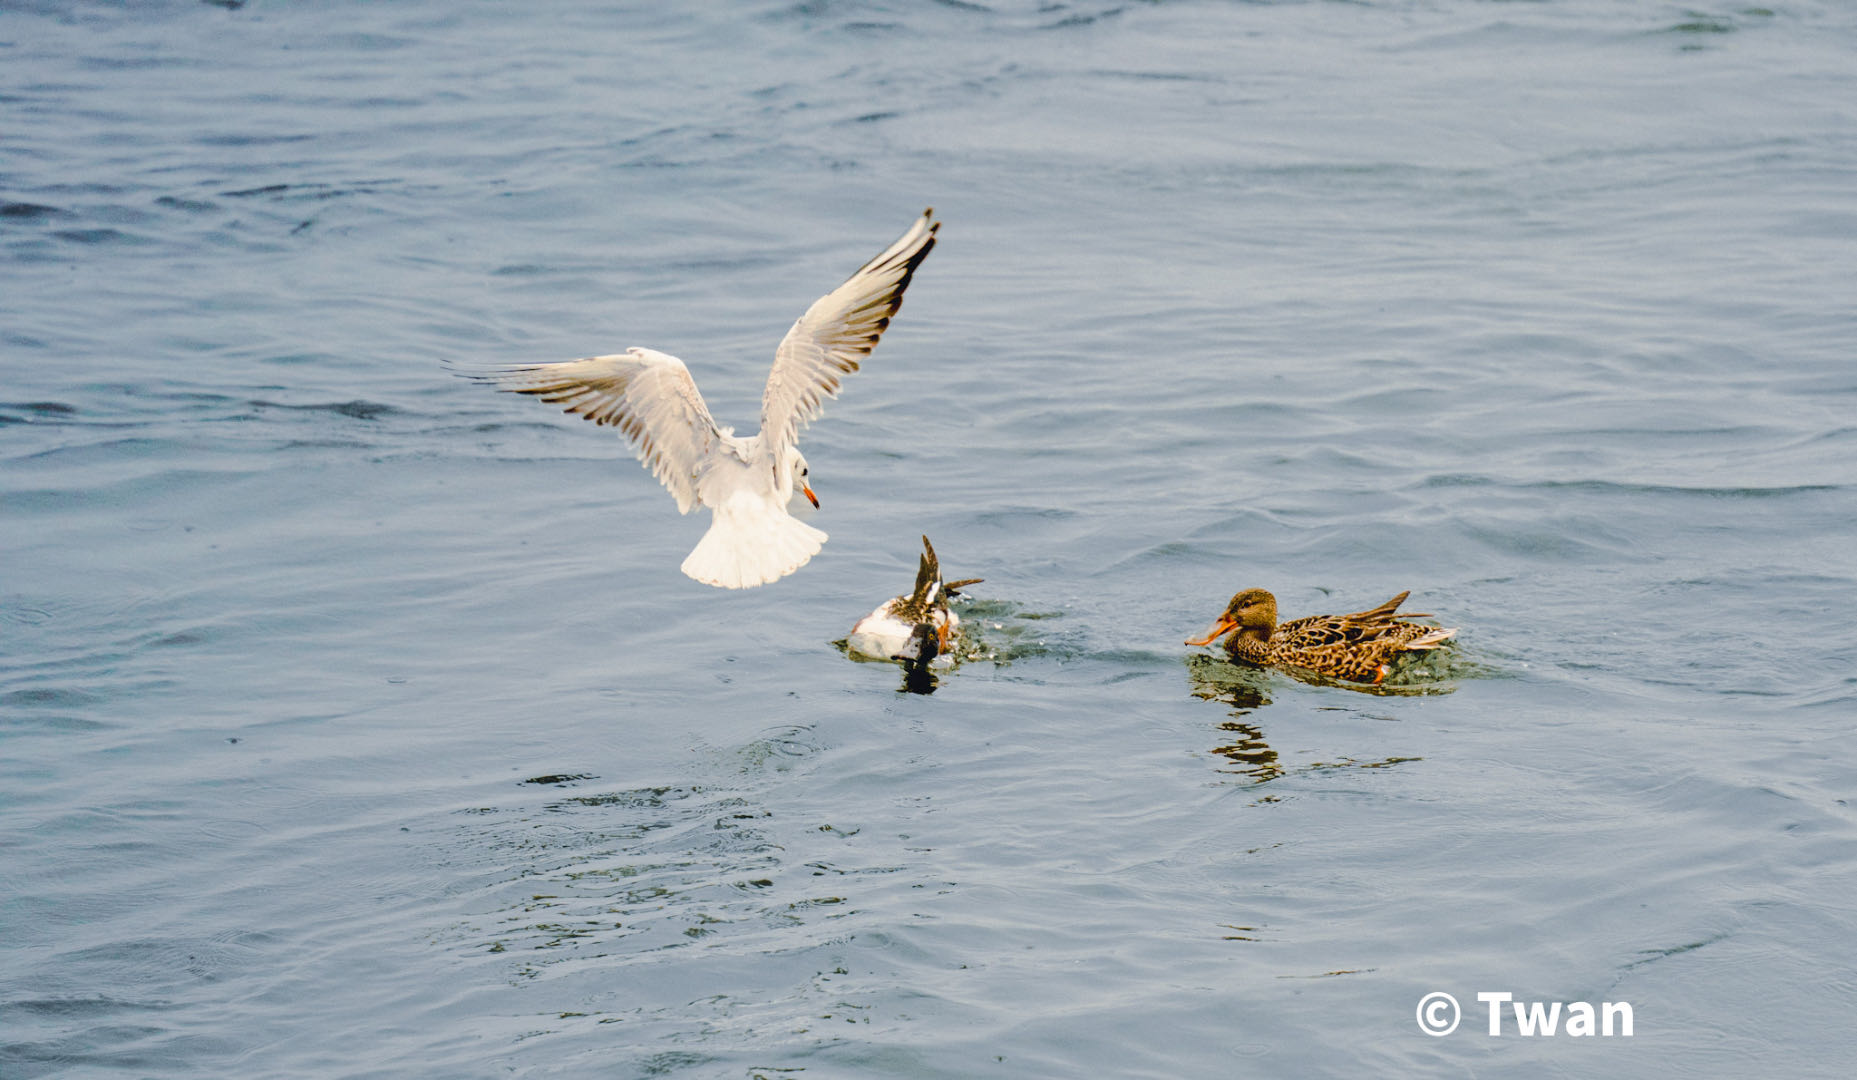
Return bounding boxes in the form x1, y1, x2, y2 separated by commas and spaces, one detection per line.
802, 482, 819, 509
1185, 615, 1238, 648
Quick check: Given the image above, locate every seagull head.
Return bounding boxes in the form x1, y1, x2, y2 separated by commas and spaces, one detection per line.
784, 446, 818, 509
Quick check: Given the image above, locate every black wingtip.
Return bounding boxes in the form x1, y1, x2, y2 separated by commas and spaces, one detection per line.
440, 357, 497, 383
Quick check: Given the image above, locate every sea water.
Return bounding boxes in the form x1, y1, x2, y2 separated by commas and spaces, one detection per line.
5, 2, 1856, 1076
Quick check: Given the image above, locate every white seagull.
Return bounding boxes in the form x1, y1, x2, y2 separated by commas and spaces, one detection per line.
459, 209, 939, 589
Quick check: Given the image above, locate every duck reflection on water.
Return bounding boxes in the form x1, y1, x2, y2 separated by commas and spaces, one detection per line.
1186, 654, 1283, 781
1185, 653, 1443, 784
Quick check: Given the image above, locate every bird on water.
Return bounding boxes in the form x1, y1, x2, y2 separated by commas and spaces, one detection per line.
1186, 588, 1456, 684
846, 535, 982, 669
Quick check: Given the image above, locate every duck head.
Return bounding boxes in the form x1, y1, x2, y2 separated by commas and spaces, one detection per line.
1185, 588, 1278, 647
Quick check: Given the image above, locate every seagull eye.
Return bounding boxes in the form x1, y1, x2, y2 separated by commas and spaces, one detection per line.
801, 467, 809, 477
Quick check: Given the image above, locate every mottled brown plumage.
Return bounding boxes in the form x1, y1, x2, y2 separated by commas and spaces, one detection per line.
846, 536, 982, 666
889, 536, 982, 628
1185, 588, 1456, 684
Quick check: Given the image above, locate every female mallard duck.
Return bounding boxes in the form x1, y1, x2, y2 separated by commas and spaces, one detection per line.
846, 536, 981, 668
1186, 588, 1455, 684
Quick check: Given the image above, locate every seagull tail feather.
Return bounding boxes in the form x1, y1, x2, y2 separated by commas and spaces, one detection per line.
680, 495, 827, 589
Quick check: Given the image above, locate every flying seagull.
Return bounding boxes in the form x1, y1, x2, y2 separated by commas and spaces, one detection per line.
458, 209, 939, 588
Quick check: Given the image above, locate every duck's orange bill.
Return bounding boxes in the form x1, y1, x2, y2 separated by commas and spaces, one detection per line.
802, 482, 819, 509
1185, 615, 1238, 647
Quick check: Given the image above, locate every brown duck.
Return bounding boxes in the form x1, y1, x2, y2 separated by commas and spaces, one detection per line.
1185, 589, 1456, 684
846, 536, 982, 668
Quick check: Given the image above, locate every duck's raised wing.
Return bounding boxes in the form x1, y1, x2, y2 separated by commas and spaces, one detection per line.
761, 208, 939, 460
460, 348, 722, 514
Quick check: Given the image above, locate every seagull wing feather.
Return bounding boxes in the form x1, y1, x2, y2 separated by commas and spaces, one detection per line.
761, 208, 939, 459
464, 349, 722, 514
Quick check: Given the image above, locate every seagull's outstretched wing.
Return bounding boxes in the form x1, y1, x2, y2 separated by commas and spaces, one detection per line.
761, 208, 939, 460
460, 348, 722, 514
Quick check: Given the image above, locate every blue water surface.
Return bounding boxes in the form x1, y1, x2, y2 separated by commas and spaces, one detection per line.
4, 1, 1856, 1077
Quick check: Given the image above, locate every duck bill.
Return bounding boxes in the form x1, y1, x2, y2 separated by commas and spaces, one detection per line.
1185, 615, 1238, 648
802, 482, 819, 509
